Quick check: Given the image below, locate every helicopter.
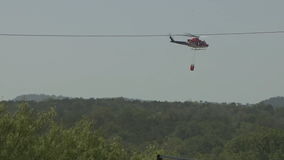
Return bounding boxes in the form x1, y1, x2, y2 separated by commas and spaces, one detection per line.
169, 33, 209, 71
169, 34, 209, 49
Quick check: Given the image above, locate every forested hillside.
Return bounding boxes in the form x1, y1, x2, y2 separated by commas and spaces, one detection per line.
13, 94, 69, 102
1, 98, 284, 159
262, 96, 284, 108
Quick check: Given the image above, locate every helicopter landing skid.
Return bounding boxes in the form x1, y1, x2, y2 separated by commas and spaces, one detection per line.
191, 48, 206, 50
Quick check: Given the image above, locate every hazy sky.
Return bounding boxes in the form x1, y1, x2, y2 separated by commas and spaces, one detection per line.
1, 0, 283, 104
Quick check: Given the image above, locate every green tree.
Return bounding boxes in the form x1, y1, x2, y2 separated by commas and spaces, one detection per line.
224, 127, 284, 160
0, 102, 129, 160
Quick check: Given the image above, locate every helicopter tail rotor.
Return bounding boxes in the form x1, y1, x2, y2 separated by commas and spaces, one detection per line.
169, 36, 174, 42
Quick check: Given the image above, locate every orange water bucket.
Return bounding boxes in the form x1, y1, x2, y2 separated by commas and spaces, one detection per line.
190, 64, 195, 71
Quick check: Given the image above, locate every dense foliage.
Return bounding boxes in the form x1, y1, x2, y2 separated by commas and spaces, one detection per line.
0, 102, 176, 160
1, 98, 284, 159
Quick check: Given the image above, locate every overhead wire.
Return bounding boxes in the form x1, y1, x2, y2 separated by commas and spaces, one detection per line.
0, 33, 171, 38
196, 30, 284, 36
0, 30, 283, 38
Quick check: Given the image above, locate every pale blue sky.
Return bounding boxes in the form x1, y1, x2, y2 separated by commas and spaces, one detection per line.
0, 0, 283, 104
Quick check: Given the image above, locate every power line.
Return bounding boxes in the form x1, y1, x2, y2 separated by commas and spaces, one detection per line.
0, 33, 171, 38
196, 30, 284, 36
0, 31, 283, 38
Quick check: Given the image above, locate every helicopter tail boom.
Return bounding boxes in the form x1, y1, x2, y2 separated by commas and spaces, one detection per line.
169, 36, 189, 46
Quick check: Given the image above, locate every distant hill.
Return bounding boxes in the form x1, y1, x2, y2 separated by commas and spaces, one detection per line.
261, 96, 284, 108
13, 94, 284, 106
13, 94, 70, 102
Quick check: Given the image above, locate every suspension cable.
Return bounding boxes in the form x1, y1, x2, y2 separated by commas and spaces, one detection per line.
0, 30, 283, 38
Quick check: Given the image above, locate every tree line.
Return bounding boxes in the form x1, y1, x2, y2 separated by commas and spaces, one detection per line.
1, 97, 284, 159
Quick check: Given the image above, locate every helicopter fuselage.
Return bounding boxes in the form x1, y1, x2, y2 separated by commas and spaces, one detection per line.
170, 36, 209, 49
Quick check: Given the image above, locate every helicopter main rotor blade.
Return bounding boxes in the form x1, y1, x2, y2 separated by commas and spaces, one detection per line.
176, 33, 200, 38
